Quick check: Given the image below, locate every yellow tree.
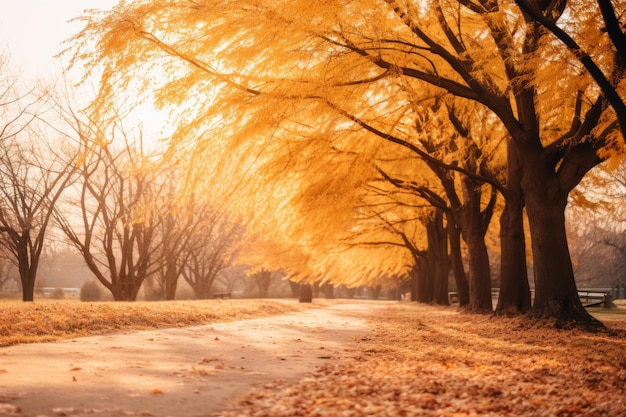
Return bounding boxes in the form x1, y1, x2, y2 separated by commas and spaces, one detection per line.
70, 0, 623, 323
74, 4, 499, 311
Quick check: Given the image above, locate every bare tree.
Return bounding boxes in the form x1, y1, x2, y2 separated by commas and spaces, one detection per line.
0, 55, 75, 302
182, 208, 244, 299
150, 165, 203, 300
251, 269, 273, 298
214, 265, 248, 295
0, 132, 77, 301
56, 113, 159, 301
569, 160, 626, 288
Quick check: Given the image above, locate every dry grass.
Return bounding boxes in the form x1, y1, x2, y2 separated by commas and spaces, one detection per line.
0, 298, 319, 347
219, 304, 626, 417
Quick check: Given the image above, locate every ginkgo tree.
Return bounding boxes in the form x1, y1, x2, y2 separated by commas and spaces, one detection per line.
70, 0, 624, 323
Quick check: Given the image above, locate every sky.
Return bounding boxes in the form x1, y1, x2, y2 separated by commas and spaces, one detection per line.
0, 0, 118, 80
0, 0, 172, 146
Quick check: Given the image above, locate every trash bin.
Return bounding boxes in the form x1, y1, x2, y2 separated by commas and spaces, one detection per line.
299, 283, 313, 303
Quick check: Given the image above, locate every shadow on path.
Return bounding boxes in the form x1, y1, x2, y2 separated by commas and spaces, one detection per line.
0, 301, 387, 417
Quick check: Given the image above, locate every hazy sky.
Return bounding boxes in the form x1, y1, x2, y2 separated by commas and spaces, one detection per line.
0, 0, 118, 80
0, 1, 171, 145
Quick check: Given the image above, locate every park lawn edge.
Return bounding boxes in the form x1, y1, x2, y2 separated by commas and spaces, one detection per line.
0, 298, 332, 347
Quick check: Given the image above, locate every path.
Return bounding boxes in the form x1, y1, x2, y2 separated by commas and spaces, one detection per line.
0, 302, 385, 417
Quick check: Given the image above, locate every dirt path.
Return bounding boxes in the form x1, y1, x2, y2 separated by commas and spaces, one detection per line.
0, 302, 385, 417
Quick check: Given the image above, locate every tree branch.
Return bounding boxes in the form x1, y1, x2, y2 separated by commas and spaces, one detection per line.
515, 0, 626, 136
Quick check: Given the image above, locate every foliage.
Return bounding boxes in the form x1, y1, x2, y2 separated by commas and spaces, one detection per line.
68, 0, 625, 320
0, 299, 319, 347
80, 280, 103, 302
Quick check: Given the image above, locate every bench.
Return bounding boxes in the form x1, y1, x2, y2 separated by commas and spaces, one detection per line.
446, 289, 610, 308
579, 291, 612, 308
212, 292, 232, 299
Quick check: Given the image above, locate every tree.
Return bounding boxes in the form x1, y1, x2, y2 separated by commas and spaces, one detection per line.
150, 163, 200, 300
0, 55, 73, 302
71, 0, 623, 323
0, 131, 77, 301
181, 208, 244, 299
56, 112, 159, 301
376, 101, 502, 311
514, 0, 626, 136
568, 160, 626, 288
250, 269, 273, 298
347, 0, 616, 323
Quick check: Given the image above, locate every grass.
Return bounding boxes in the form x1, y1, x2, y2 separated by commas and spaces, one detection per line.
0, 298, 324, 347
588, 307, 626, 318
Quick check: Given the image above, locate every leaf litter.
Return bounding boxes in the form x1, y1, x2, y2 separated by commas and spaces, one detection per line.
216, 304, 626, 417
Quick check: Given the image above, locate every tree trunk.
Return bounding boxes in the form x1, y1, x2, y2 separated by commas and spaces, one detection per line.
464, 231, 493, 311
321, 282, 335, 299
458, 177, 493, 312
430, 210, 449, 305
111, 277, 141, 301
497, 143, 531, 314
496, 200, 531, 314
21, 275, 35, 302
526, 197, 590, 321
254, 269, 272, 298
163, 259, 178, 300
522, 151, 600, 325
18, 237, 37, 302
448, 221, 470, 306
416, 256, 434, 303
196, 277, 211, 299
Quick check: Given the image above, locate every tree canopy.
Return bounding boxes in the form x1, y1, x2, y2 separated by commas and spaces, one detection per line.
69, 0, 625, 322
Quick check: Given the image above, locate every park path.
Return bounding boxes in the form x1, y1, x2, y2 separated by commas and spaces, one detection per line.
0, 301, 386, 417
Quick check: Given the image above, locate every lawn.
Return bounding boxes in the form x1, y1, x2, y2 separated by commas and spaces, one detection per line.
0, 298, 322, 346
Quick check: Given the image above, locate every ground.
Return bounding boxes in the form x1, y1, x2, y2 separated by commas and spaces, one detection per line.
0, 302, 377, 417
1, 300, 625, 417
